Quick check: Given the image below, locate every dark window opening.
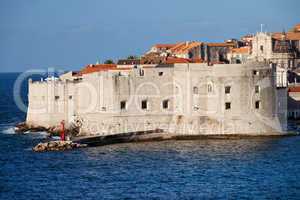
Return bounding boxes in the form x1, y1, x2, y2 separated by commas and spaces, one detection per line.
120, 101, 126, 110
55, 96, 59, 100
225, 102, 231, 110
159, 72, 164, 76
69, 95, 73, 100
208, 84, 213, 93
253, 70, 259, 75
162, 100, 169, 109
139, 69, 144, 76
255, 101, 260, 109
193, 87, 199, 94
255, 85, 260, 93
225, 86, 231, 94
141, 100, 148, 110
260, 45, 264, 52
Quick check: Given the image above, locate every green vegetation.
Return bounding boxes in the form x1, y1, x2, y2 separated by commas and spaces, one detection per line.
104, 59, 115, 64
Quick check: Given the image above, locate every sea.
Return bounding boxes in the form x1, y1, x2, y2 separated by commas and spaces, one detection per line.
1, 72, 300, 200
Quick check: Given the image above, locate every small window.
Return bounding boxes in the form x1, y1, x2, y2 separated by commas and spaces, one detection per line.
260, 45, 264, 52
101, 107, 106, 111
141, 100, 148, 110
208, 84, 213, 93
255, 85, 260, 93
255, 101, 260, 109
158, 72, 164, 76
139, 69, 144, 76
225, 86, 231, 94
69, 95, 73, 100
55, 96, 60, 100
193, 87, 199, 94
120, 101, 126, 110
162, 100, 169, 109
225, 102, 231, 110
253, 70, 259, 76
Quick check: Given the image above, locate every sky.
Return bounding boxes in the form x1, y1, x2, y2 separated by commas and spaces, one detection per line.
0, 0, 299, 72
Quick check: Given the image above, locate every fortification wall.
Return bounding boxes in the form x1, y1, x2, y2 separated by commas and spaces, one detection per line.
26, 62, 287, 136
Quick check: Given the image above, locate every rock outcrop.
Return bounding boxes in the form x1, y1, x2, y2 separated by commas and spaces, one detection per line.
15, 122, 48, 133
33, 141, 87, 152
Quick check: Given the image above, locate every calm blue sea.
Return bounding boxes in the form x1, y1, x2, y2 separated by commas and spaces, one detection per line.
1, 73, 300, 200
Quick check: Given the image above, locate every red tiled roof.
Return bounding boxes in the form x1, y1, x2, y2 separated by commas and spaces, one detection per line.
165, 57, 190, 64
272, 32, 300, 41
169, 42, 201, 54
231, 46, 250, 54
164, 57, 204, 64
288, 86, 300, 93
79, 64, 118, 75
294, 24, 300, 31
206, 42, 236, 47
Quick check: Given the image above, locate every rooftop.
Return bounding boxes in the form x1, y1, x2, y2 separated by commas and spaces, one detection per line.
272, 32, 300, 41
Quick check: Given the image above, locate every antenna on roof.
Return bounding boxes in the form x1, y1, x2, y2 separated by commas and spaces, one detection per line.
260, 24, 264, 33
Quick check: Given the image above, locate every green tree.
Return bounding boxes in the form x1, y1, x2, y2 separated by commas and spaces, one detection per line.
104, 59, 114, 64
127, 55, 139, 60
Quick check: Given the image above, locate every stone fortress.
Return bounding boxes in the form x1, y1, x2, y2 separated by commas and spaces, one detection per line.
26, 23, 300, 137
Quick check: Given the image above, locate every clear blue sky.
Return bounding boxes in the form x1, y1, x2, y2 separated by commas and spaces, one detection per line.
0, 0, 299, 72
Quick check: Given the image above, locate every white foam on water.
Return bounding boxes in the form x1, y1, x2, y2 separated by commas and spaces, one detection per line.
1, 127, 16, 134
51, 136, 61, 140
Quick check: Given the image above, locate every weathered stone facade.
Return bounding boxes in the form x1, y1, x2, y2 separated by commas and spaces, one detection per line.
26, 62, 287, 137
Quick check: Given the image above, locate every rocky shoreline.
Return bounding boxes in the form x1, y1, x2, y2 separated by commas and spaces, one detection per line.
33, 141, 87, 152
15, 122, 299, 153
15, 122, 60, 135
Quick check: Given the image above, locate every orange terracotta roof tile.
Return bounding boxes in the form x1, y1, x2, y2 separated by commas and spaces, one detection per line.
79, 64, 118, 75
288, 86, 300, 93
231, 46, 250, 54
272, 32, 300, 41
206, 42, 236, 47
165, 57, 190, 64
294, 24, 300, 31
169, 42, 201, 54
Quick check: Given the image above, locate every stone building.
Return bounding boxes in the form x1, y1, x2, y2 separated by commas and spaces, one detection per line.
227, 46, 251, 64
201, 42, 237, 64
251, 24, 300, 69
146, 42, 201, 60
288, 86, 300, 119
26, 61, 287, 136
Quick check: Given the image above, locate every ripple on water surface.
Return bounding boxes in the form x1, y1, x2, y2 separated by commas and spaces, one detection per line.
1, 134, 300, 200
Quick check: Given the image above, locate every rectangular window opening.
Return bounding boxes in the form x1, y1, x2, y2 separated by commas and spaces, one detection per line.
120, 101, 127, 110
255, 101, 260, 109
225, 86, 231, 94
253, 70, 259, 75
260, 45, 264, 52
225, 102, 231, 110
162, 100, 169, 109
141, 100, 148, 110
255, 85, 260, 93
55, 96, 60, 100
139, 69, 144, 76
158, 72, 164, 76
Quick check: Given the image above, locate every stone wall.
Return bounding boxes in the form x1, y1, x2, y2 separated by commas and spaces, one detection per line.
26, 62, 287, 136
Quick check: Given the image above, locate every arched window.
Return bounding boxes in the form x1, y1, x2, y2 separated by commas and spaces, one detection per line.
208, 84, 213, 93
193, 86, 198, 94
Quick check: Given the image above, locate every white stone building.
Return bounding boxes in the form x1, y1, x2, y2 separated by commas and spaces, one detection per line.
26, 62, 287, 136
